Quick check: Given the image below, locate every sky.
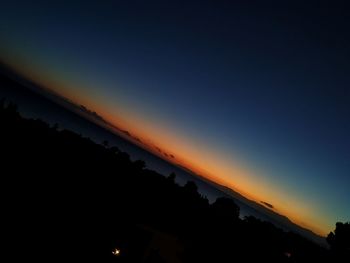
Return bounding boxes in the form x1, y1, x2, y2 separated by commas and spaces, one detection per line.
0, 1, 349, 235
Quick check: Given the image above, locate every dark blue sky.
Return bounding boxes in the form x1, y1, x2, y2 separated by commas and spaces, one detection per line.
1, 0, 349, 234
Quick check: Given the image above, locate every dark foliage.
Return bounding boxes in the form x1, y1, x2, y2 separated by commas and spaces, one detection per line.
327, 222, 350, 262
0, 100, 343, 262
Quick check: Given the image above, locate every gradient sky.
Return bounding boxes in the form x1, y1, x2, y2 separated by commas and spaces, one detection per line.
1, 1, 349, 235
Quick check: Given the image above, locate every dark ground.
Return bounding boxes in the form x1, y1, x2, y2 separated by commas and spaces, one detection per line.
1, 84, 349, 262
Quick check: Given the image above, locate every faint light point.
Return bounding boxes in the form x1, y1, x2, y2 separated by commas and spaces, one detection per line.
112, 248, 121, 256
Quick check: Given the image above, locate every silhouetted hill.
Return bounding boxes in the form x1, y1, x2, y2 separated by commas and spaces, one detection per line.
2, 66, 343, 262
218, 185, 327, 246
175, 163, 327, 246
197, 176, 327, 246
1, 100, 332, 262
0, 64, 326, 247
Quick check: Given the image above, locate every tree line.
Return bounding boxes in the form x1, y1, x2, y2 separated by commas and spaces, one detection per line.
0, 100, 348, 262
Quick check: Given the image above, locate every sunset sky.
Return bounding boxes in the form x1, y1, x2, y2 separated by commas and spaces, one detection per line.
1, 1, 349, 235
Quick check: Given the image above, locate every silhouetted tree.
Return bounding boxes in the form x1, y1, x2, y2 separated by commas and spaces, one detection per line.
109, 146, 120, 154
211, 197, 240, 220
167, 172, 176, 183
52, 123, 59, 130
102, 140, 109, 147
134, 160, 146, 170
327, 222, 350, 261
183, 181, 198, 194
7, 101, 18, 113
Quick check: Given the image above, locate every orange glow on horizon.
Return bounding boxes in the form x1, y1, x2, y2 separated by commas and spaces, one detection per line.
80, 105, 331, 236
1, 57, 330, 236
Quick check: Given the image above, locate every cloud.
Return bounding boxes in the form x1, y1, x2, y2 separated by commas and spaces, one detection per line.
261, 201, 274, 209
121, 130, 131, 137
133, 136, 142, 143
155, 146, 162, 153
153, 145, 175, 159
